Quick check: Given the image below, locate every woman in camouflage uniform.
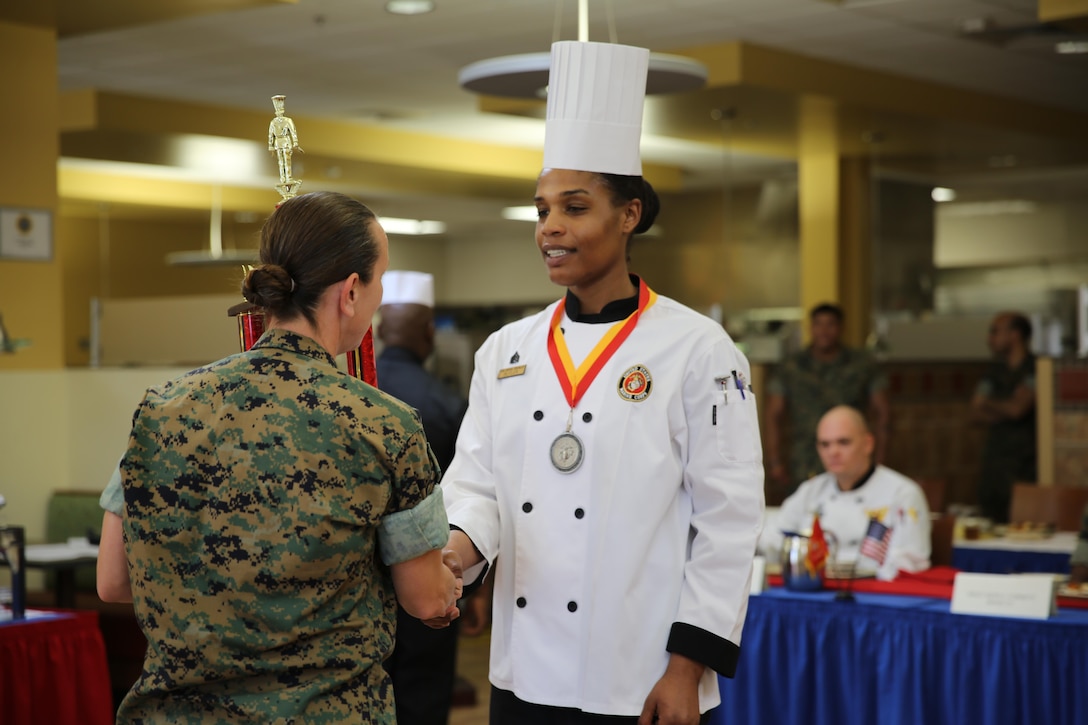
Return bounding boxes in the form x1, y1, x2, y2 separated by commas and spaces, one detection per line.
97, 191, 461, 724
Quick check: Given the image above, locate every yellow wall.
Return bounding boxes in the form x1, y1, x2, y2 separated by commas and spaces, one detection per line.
58, 217, 100, 366
798, 96, 841, 327
54, 212, 267, 365
0, 22, 61, 370
0, 368, 187, 546
638, 187, 800, 316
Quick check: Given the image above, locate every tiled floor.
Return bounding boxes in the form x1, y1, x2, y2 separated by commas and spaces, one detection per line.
449, 630, 491, 725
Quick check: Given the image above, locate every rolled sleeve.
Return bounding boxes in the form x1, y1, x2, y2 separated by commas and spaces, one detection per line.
378, 487, 449, 565
99, 466, 124, 515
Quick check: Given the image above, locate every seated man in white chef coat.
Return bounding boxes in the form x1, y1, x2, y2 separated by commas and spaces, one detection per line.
759, 405, 930, 581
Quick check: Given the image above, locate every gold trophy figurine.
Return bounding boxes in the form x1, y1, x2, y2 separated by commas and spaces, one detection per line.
269, 94, 302, 201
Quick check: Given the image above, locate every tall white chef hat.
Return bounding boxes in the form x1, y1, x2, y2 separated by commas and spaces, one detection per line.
381, 270, 434, 308
543, 40, 651, 177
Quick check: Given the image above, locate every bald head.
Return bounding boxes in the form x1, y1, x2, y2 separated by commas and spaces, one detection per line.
377, 303, 434, 361
816, 405, 875, 490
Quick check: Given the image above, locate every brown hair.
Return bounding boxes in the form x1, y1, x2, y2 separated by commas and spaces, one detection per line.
241, 191, 379, 326
810, 303, 845, 323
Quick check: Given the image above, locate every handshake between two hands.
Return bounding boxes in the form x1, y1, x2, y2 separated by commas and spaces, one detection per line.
422, 548, 464, 629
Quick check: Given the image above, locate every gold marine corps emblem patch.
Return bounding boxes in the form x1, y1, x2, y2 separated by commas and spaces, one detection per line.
618, 364, 652, 402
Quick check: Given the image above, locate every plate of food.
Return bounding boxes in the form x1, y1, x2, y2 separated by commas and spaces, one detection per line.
1003, 521, 1057, 540
1057, 582, 1088, 599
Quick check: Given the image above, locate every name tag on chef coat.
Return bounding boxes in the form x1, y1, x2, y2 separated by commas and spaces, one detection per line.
498, 365, 527, 379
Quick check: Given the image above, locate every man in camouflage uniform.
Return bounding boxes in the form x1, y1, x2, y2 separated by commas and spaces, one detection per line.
970, 311, 1036, 523
99, 329, 449, 724
765, 303, 889, 499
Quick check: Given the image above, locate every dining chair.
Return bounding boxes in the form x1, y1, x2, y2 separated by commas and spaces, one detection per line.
1008, 483, 1088, 531
912, 477, 947, 514
929, 513, 956, 568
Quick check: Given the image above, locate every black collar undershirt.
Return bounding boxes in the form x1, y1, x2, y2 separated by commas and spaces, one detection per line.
845, 463, 878, 492
563, 275, 641, 324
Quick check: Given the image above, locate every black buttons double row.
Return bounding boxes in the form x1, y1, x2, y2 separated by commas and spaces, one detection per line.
521, 502, 584, 519
514, 597, 578, 612
532, 410, 593, 423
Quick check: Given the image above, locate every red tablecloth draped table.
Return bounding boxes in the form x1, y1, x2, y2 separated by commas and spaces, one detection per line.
766, 565, 1088, 609
0, 610, 114, 725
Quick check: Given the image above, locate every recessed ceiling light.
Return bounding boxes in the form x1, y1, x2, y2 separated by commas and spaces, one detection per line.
931, 187, 956, 203
380, 217, 446, 235
501, 206, 539, 222
385, 0, 435, 15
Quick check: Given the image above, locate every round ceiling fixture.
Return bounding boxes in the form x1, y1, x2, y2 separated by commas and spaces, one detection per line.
385, 1, 435, 16
459, 51, 707, 99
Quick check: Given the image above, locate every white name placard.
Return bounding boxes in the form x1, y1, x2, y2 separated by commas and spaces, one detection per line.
951, 573, 1056, 620
749, 556, 766, 595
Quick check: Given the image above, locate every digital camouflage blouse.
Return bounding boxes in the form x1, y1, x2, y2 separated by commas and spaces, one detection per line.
110, 329, 447, 724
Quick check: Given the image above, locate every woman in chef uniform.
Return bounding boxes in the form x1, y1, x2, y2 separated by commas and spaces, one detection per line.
441, 41, 765, 725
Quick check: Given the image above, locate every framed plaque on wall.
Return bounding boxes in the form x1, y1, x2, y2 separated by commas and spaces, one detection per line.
0, 208, 53, 261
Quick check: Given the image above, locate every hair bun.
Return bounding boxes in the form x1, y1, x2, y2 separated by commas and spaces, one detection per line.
241, 264, 294, 308
635, 178, 660, 235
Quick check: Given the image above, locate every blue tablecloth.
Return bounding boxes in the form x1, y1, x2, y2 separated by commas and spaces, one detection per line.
952, 546, 1071, 574
712, 589, 1088, 725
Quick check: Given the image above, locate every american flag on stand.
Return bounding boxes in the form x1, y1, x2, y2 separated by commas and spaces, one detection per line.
859, 518, 892, 564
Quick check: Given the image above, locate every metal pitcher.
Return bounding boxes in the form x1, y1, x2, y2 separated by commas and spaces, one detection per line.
780, 530, 838, 592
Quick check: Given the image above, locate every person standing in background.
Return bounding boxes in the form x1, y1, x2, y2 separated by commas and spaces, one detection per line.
377, 270, 470, 725
765, 303, 890, 500
971, 311, 1036, 523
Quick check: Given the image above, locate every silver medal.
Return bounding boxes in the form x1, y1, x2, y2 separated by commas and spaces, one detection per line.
550, 431, 584, 473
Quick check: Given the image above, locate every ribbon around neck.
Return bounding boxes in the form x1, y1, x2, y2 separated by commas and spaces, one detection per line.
546, 279, 657, 409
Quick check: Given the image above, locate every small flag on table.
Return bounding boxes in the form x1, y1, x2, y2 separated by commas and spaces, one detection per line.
860, 518, 892, 565
805, 515, 829, 575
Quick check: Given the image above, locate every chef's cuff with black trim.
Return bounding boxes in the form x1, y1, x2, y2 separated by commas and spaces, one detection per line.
666, 621, 741, 678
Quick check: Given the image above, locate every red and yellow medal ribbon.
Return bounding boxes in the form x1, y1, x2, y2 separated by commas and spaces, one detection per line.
546, 279, 657, 409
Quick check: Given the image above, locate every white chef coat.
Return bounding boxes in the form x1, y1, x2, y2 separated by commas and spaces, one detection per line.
759, 465, 931, 580
442, 289, 764, 716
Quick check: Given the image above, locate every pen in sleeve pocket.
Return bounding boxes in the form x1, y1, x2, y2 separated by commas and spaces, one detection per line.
731, 369, 745, 400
